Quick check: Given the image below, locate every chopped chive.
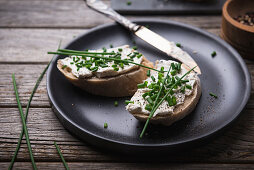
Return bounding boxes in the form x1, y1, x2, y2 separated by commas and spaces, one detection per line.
145, 104, 153, 111
113, 67, 119, 71
54, 142, 69, 170
48, 51, 164, 73
12, 74, 37, 170
172, 96, 177, 105
211, 51, 217, 57
181, 79, 189, 83
167, 96, 173, 106
127, 1, 132, 6
102, 47, 107, 52
70, 62, 74, 65
104, 123, 108, 128
176, 43, 181, 47
160, 67, 164, 72
209, 92, 218, 98
136, 54, 142, 58
137, 82, 147, 89
181, 86, 186, 93
171, 63, 176, 70
151, 76, 156, 82
125, 100, 134, 105
114, 101, 118, 107
186, 84, 192, 89
145, 25, 150, 28
110, 44, 113, 48
171, 70, 177, 76
132, 46, 137, 50
147, 97, 154, 105
118, 48, 123, 52
62, 65, 67, 69
90, 66, 98, 72
140, 66, 196, 138
147, 70, 151, 77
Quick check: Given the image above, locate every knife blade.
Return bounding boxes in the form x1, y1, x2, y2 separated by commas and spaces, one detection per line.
85, 0, 201, 74
135, 26, 201, 74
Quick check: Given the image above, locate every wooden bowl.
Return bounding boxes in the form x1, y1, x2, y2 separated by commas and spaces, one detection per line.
221, 0, 254, 59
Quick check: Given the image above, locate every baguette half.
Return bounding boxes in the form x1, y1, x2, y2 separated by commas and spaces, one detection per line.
57, 53, 153, 97
127, 61, 201, 126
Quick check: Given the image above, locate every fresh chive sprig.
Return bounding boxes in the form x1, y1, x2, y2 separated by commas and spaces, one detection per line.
140, 66, 197, 138
8, 60, 52, 170
58, 48, 115, 55
9, 40, 61, 170
54, 142, 69, 170
48, 51, 164, 73
11, 74, 37, 170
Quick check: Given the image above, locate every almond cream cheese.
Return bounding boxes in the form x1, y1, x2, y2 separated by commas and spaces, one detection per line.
126, 60, 197, 117
60, 45, 143, 78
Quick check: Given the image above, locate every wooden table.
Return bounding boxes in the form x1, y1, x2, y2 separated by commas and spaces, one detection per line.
0, 0, 253, 169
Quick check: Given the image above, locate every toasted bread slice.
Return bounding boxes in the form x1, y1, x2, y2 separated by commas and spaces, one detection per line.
127, 61, 201, 126
57, 50, 153, 97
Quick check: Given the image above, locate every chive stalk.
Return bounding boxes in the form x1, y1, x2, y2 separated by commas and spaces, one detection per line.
48, 51, 164, 73
9, 40, 61, 170
11, 74, 37, 170
54, 142, 69, 170
140, 66, 197, 138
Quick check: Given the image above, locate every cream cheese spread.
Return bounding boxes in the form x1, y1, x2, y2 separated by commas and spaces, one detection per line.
126, 60, 197, 117
60, 45, 143, 78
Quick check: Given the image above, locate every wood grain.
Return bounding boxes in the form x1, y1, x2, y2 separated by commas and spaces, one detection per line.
0, 28, 220, 63
0, 1, 221, 29
0, 107, 254, 162
1, 162, 254, 170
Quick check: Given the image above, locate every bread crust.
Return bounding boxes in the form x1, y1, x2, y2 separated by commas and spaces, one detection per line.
130, 78, 201, 126
57, 56, 153, 97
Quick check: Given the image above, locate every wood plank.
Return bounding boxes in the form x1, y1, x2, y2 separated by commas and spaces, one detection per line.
0, 107, 254, 162
1, 62, 253, 108
0, 1, 221, 29
0, 162, 253, 170
0, 28, 220, 63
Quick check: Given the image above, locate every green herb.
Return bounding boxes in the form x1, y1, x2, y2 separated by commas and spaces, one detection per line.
132, 46, 137, 50
209, 92, 218, 98
147, 70, 151, 77
127, 1, 132, 5
176, 43, 181, 47
151, 76, 156, 82
11, 74, 37, 170
54, 142, 69, 170
118, 48, 123, 52
211, 51, 217, 57
114, 101, 118, 107
104, 123, 108, 128
136, 54, 142, 58
62, 65, 67, 69
9, 40, 60, 170
110, 44, 113, 48
58, 49, 115, 55
137, 81, 147, 88
186, 84, 192, 89
145, 25, 150, 28
48, 51, 164, 73
140, 66, 196, 138
140, 66, 172, 138
125, 100, 134, 105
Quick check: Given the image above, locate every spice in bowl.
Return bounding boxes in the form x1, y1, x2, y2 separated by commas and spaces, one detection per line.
234, 12, 254, 26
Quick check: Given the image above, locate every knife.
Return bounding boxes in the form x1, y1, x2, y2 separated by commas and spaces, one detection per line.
85, 0, 201, 74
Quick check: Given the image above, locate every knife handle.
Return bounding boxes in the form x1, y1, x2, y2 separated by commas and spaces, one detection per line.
85, 0, 140, 32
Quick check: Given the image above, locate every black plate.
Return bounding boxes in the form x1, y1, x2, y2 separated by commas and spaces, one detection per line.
47, 20, 251, 154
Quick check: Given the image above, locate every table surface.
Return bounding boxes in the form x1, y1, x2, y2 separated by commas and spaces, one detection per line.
0, 0, 254, 169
